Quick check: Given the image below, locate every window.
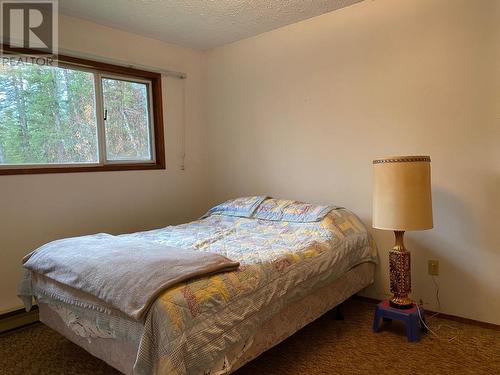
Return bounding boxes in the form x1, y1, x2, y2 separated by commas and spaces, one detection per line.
102, 77, 153, 162
0, 52, 164, 175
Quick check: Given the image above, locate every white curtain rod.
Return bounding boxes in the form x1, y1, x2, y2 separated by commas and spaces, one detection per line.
58, 48, 187, 79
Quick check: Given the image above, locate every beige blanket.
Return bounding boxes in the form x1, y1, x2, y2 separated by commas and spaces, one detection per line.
22, 233, 239, 321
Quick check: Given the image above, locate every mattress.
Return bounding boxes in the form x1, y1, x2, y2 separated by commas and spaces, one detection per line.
24, 207, 378, 374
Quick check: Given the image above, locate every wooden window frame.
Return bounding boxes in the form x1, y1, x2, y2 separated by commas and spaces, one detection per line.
0, 47, 165, 175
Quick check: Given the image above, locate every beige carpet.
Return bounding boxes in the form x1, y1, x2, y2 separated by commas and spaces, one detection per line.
1, 299, 499, 375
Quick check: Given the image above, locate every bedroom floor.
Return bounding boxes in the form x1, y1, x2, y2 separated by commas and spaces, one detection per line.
0, 299, 498, 375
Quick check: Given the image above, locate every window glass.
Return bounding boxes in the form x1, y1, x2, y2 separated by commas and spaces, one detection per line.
0, 62, 98, 165
102, 77, 152, 161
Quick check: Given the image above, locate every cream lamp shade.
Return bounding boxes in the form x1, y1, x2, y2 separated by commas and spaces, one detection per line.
372, 156, 433, 231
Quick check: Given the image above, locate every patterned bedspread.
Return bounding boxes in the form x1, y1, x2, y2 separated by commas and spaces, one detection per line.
21, 206, 377, 375
130, 208, 376, 374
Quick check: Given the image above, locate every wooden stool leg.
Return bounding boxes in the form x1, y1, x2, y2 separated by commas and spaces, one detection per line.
408, 314, 420, 342
372, 308, 381, 332
405, 316, 414, 341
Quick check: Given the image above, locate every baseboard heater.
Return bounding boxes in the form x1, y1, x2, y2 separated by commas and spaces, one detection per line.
0, 306, 39, 334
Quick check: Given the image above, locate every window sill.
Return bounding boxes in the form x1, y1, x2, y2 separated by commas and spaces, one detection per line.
0, 162, 166, 175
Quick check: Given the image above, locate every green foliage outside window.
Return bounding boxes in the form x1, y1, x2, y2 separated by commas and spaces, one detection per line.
0, 61, 153, 166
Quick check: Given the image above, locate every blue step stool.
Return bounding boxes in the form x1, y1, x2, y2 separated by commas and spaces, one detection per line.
372, 300, 427, 342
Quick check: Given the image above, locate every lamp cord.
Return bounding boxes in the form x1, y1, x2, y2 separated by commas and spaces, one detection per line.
415, 276, 460, 343
432, 275, 441, 312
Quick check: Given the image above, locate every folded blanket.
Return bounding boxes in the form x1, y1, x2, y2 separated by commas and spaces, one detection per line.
22, 233, 239, 321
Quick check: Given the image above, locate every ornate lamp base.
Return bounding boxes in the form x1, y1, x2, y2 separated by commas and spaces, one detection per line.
389, 231, 413, 309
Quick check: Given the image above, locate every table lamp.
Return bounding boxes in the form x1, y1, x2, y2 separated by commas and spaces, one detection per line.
372, 156, 433, 309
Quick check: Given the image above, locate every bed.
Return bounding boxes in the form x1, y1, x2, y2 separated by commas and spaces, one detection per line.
19, 197, 378, 375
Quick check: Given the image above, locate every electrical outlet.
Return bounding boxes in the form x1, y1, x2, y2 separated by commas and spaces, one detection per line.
428, 260, 439, 276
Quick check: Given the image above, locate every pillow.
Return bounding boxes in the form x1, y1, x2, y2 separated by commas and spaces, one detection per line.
205, 196, 268, 218
253, 198, 335, 222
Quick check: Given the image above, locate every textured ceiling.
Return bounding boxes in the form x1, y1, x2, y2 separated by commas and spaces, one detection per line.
59, 0, 363, 50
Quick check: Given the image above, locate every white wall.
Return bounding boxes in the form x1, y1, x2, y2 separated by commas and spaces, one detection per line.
0, 15, 210, 313
205, 0, 500, 324
2, 0, 499, 326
